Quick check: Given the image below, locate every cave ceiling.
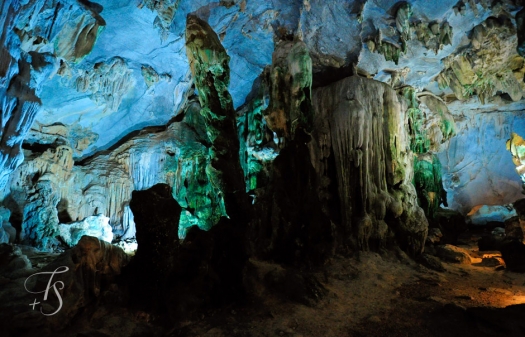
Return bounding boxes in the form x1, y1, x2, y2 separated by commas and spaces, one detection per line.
6, 0, 522, 158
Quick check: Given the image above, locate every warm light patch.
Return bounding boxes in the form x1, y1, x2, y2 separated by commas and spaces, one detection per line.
503, 295, 525, 307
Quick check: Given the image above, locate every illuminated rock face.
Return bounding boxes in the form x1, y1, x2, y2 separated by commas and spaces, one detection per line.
8, 122, 218, 240
58, 214, 113, 247
185, 14, 248, 218
310, 76, 427, 255
467, 204, 517, 225
1, 0, 525, 259
439, 101, 525, 214
507, 132, 525, 191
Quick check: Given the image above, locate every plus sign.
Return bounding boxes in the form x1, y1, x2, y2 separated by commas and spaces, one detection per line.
29, 298, 40, 310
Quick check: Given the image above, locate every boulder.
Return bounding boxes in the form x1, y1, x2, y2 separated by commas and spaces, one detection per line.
436, 244, 472, 264
58, 214, 113, 247
427, 228, 443, 244
0, 236, 130, 337
419, 253, 446, 272
467, 204, 517, 226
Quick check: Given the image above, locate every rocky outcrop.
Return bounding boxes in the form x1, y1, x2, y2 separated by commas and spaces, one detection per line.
437, 16, 524, 103
516, 7, 525, 57
507, 132, 525, 192
58, 214, 113, 247
0, 207, 15, 244
310, 76, 427, 255
75, 57, 133, 112
127, 183, 181, 311
0, 236, 129, 337
467, 204, 517, 225
52, 2, 105, 63
248, 129, 334, 266
0, 2, 41, 191
414, 153, 448, 219
185, 14, 249, 219
0, 0, 105, 193
264, 40, 313, 142
126, 183, 247, 317
440, 103, 525, 214
436, 244, 473, 264
7, 120, 223, 241
20, 178, 60, 251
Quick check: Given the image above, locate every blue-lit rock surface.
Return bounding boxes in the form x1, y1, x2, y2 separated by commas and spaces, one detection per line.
3, 1, 525, 336
57, 214, 113, 247
467, 204, 518, 225
438, 99, 525, 214
0, 0, 524, 253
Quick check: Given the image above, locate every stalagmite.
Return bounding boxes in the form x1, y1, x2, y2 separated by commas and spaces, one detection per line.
311, 76, 428, 255
185, 15, 249, 219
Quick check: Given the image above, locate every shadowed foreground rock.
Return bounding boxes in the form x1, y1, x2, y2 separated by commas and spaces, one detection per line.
0, 236, 129, 337
126, 183, 181, 312
476, 198, 525, 272
126, 183, 248, 318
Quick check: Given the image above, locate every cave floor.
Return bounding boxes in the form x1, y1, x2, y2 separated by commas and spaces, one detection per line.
3, 235, 525, 337
172, 251, 525, 337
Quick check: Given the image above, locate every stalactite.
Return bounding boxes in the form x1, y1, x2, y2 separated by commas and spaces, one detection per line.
414, 154, 447, 219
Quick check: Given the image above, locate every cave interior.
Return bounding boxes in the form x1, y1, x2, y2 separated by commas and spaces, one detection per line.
2, 0, 525, 336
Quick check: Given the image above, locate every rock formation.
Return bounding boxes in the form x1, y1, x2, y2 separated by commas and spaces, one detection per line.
507, 132, 525, 192
310, 76, 428, 255
0, 0, 525, 334
185, 14, 249, 219
0, 236, 129, 337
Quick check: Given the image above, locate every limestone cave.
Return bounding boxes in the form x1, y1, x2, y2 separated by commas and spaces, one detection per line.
2, 0, 525, 336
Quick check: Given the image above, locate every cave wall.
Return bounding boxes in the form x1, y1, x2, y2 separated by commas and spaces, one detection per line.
6, 119, 221, 243
438, 100, 525, 214
1, 0, 525, 257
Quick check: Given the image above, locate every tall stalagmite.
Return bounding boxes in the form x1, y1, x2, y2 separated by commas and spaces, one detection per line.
311, 76, 428, 255
185, 15, 248, 220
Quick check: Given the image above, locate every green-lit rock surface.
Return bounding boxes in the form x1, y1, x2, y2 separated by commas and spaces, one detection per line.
185, 14, 249, 219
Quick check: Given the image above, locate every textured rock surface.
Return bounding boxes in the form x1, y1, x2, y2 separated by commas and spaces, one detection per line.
507, 132, 525, 191
467, 204, 518, 225
3, 1, 525, 335
439, 100, 525, 214
0, 0, 523, 272
310, 76, 427, 255
6, 120, 222, 240
20, 179, 60, 251
57, 214, 113, 247
264, 40, 313, 141
0, 206, 15, 244
436, 244, 473, 264
0, 236, 129, 337
185, 14, 248, 219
